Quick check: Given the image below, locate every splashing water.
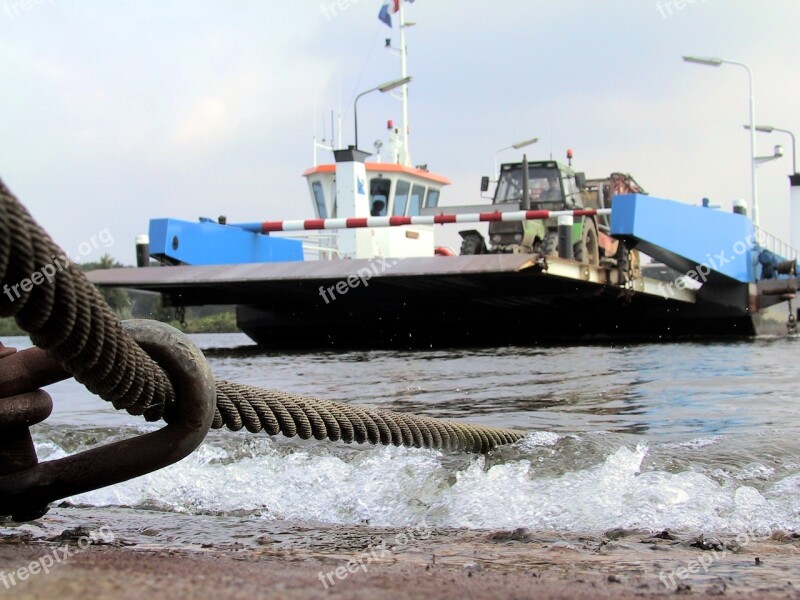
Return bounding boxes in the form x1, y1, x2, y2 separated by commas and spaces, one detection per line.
10, 333, 800, 538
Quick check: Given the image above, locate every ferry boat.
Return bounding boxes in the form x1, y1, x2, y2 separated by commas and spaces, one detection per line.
88, 4, 800, 348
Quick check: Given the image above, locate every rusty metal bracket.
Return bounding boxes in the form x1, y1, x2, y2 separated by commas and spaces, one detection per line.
0, 320, 216, 522
0, 342, 15, 360
0, 345, 70, 399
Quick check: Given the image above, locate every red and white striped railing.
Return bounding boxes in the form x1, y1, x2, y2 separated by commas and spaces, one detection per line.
233, 208, 611, 234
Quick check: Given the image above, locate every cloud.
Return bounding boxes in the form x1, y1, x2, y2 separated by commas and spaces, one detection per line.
0, 1, 798, 262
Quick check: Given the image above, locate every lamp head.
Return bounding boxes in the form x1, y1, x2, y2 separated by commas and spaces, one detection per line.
682, 55, 724, 67
378, 76, 412, 93
512, 137, 539, 150
744, 125, 776, 133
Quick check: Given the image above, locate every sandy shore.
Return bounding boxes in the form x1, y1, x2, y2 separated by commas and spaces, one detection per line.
1, 520, 799, 599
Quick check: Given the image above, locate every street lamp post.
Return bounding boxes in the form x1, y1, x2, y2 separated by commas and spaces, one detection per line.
683, 55, 759, 227
746, 125, 800, 253
746, 125, 797, 175
353, 76, 412, 151
494, 137, 539, 178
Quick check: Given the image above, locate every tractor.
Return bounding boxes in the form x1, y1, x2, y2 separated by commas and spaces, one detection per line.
458, 155, 645, 269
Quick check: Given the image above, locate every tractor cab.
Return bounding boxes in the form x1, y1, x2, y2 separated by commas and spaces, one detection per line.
476, 160, 593, 258
493, 161, 584, 211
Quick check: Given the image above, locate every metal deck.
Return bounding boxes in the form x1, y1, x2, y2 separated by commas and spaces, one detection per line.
86, 254, 792, 349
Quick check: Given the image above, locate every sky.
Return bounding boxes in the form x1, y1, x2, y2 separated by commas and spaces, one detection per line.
2, 0, 799, 264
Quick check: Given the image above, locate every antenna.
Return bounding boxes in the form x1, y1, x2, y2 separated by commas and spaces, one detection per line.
313, 109, 317, 166
337, 82, 342, 149
398, 2, 412, 166
385, 2, 414, 166
312, 106, 336, 166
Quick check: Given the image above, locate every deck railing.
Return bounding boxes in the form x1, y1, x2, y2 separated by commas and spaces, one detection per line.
755, 227, 799, 261
273, 231, 341, 260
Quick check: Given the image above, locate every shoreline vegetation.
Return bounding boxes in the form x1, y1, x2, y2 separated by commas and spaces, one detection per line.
0, 254, 240, 338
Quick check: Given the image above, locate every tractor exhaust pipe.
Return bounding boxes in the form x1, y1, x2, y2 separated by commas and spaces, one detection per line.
521, 154, 531, 211
558, 215, 573, 260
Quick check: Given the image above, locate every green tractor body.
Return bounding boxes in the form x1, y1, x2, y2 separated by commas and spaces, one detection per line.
460, 160, 599, 264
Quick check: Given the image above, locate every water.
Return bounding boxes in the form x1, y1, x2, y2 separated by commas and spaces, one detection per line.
4, 334, 800, 542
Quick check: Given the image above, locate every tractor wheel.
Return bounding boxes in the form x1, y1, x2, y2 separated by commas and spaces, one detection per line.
573, 218, 600, 266
541, 232, 558, 257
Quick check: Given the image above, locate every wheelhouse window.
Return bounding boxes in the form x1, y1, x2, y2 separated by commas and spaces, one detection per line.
425, 188, 440, 208
370, 178, 391, 217
393, 179, 410, 216
311, 181, 327, 218
408, 184, 425, 217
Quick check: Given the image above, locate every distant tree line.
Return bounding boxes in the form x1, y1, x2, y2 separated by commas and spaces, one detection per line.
0, 254, 239, 338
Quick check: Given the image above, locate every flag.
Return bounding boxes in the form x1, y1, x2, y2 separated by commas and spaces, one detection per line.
378, 0, 413, 28
377, 2, 393, 27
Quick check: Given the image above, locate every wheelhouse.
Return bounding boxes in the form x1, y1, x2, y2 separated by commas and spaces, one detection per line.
303, 163, 448, 219
302, 162, 451, 259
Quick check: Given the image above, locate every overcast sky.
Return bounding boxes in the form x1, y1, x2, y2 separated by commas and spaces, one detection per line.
2, 0, 799, 264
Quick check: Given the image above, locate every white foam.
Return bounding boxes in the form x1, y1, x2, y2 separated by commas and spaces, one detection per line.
734, 463, 776, 482
662, 436, 722, 450
514, 431, 560, 451
44, 438, 800, 534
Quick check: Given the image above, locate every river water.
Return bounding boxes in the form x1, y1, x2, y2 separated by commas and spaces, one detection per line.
3, 333, 800, 542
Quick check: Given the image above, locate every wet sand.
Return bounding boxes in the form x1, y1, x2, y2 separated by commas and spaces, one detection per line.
1, 519, 798, 599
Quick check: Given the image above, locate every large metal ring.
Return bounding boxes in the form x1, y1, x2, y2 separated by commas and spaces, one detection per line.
0, 320, 216, 521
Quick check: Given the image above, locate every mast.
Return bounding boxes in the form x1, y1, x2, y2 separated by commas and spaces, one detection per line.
398, 0, 411, 166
